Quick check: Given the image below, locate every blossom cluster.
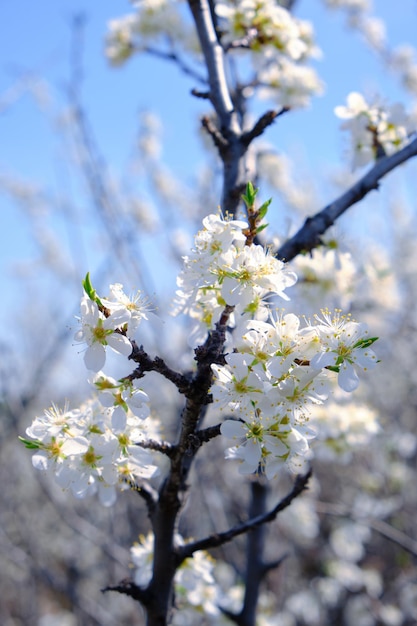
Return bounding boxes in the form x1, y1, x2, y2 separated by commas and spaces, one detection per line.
335, 91, 414, 168
22, 209, 379, 500
106, 0, 194, 66
74, 278, 151, 372
21, 281, 160, 505
215, 0, 323, 107
107, 0, 323, 108
212, 309, 377, 477
21, 395, 159, 507
173, 210, 378, 478
174, 213, 297, 345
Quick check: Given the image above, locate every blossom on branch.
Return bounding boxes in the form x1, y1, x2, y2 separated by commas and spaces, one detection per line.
174, 213, 297, 343
74, 295, 132, 372
335, 91, 414, 168
21, 397, 159, 506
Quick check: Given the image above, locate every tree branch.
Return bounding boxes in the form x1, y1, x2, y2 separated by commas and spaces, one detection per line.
142, 44, 207, 84
316, 500, 417, 558
195, 423, 222, 444
177, 469, 312, 561
276, 136, 417, 262
135, 438, 176, 457
242, 108, 289, 147
188, 0, 236, 126
128, 342, 192, 395
201, 114, 228, 153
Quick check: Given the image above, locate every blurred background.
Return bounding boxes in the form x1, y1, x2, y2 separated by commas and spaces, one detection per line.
2, 1, 417, 624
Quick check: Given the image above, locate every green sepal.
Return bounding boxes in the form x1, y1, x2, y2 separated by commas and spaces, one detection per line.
82, 272, 103, 307
18, 436, 41, 449
326, 365, 340, 373
352, 336, 379, 350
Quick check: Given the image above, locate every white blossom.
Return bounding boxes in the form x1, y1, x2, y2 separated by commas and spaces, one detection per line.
74, 295, 132, 371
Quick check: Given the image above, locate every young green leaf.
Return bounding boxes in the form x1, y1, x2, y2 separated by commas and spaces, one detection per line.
18, 436, 41, 450
258, 198, 272, 220
82, 272, 103, 307
242, 181, 258, 209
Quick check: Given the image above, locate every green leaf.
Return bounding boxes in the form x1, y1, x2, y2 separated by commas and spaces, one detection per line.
82, 272, 103, 307
258, 198, 271, 220
242, 181, 258, 208
256, 223, 269, 234
18, 436, 41, 449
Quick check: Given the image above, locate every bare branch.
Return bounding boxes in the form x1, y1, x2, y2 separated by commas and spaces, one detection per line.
135, 438, 176, 457
102, 579, 148, 603
316, 501, 417, 558
128, 342, 192, 395
195, 423, 222, 444
201, 114, 228, 153
142, 45, 207, 84
124, 479, 158, 514
191, 87, 211, 99
276, 136, 417, 262
188, 0, 236, 126
242, 108, 289, 147
177, 469, 312, 561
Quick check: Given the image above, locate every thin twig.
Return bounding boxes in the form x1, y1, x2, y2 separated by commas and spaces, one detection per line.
177, 469, 312, 562
316, 500, 417, 558
242, 108, 289, 146
135, 438, 176, 457
142, 45, 207, 84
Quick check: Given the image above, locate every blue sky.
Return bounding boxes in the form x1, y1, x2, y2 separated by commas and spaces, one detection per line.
1, 0, 417, 340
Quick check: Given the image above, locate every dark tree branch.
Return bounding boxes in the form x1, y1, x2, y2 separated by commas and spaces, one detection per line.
239, 479, 269, 626
195, 423, 222, 444
127, 342, 192, 395
177, 469, 312, 562
242, 108, 289, 147
102, 579, 148, 603
124, 479, 158, 515
124, 306, 233, 624
276, 136, 417, 262
135, 438, 176, 458
191, 87, 211, 99
201, 114, 228, 153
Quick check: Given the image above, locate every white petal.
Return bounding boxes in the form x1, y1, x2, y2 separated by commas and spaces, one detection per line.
107, 333, 132, 357
32, 451, 49, 471
84, 344, 106, 372
220, 420, 246, 439
311, 351, 335, 369
105, 308, 131, 329
338, 364, 359, 392
61, 437, 89, 456
111, 406, 127, 433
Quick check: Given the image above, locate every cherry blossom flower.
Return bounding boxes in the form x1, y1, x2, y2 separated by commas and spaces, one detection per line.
101, 283, 153, 335
335, 92, 414, 168
310, 310, 378, 391
91, 372, 150, 433
74, 295, 132, 371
